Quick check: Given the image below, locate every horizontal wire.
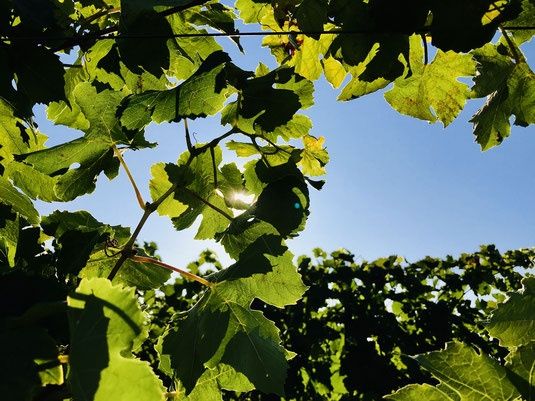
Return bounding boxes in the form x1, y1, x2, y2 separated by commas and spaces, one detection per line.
1, 26, 534, 43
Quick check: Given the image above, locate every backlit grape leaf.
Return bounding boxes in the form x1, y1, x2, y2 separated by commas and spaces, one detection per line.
41, 210, 123, 276
505, 342, 535, 399
508, 0, 535, 44
15, 83, 127, 200
0, 99, 46, 164
0, 176, 39, 224
80, 251, 171, 290
471, 54, 535, 150
385, 36, 476, 127
0, 207, 19, 267
166, 12, 224, 80
169, 364, 254, 401
149, 148, 233, 240
487, 277, 535, 347
222, 66, 314, 134
322, 56, 347, 89
120, 51, 235, 130
386, 342, 520, 401
68, 278, 165, 401
159, 235, 306, 396
289, 35, 332, 81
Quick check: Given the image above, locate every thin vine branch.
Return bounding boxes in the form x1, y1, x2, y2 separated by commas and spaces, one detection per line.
190, 127, 236, 157
113, 145, 145, 210
130, 255, 213, 287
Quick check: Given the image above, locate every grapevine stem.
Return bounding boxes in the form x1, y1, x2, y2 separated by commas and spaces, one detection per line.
500, 27, 526, 64
421, 34, 429, 65
131, 255, 213, 287
210, 146, 218, 188
107, 183, 178, 281
184, 119, 194, 153
113, 145, 145, 210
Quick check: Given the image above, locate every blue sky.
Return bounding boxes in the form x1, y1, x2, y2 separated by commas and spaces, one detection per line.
35, 34, 535, 268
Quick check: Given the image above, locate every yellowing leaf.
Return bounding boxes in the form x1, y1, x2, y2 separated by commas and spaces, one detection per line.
322, 56, 347, 88
299, 135, 329, 176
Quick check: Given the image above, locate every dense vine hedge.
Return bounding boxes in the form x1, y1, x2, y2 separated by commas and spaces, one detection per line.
143, 245, 534, 400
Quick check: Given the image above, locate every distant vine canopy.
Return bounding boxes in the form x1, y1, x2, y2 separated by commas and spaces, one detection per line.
0, 1, 534, 401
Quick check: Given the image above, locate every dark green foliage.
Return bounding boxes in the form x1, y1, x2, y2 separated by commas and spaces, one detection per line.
145, 245, 533, 400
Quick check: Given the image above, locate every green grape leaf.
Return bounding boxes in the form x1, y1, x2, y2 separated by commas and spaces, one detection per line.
170, 364, 254, 401
8, 43, 66, 105
80, 252, 172, 290
429, 0, 514, 52
508, 0, 535, 44
505, 342, 535, 399
118, 9, 172, 76
385, 384, 451, 401
217, 219, 279, 259
41, 210, 122, 276
290, 35, 330, 81
15, 83, 127, 201
235, 0, 273, 24
0, 326, 63, 401
68, 278, 165, 401
249, 161, 310, 238
0, 207, 19, 267
188, 3, 243, 51
471, 59, 535, 150
385, 36, 476, 127
0, 99, 46, 164
150, 162, 190, 218
223, 67, 314, 134
0, 176, 39, 224
166, 12, 224, 80
159, 286, 290, 396
387, 342, 520, 401
487, 277, 535, 347
120, 51, 234, 130
150, 148, 233, 239
296, 0, 327, 37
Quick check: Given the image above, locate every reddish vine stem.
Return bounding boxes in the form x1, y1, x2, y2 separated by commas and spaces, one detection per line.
130, 255, 213, 287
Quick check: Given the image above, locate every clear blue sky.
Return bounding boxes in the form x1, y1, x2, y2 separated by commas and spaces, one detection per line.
35, 34, 535, 268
